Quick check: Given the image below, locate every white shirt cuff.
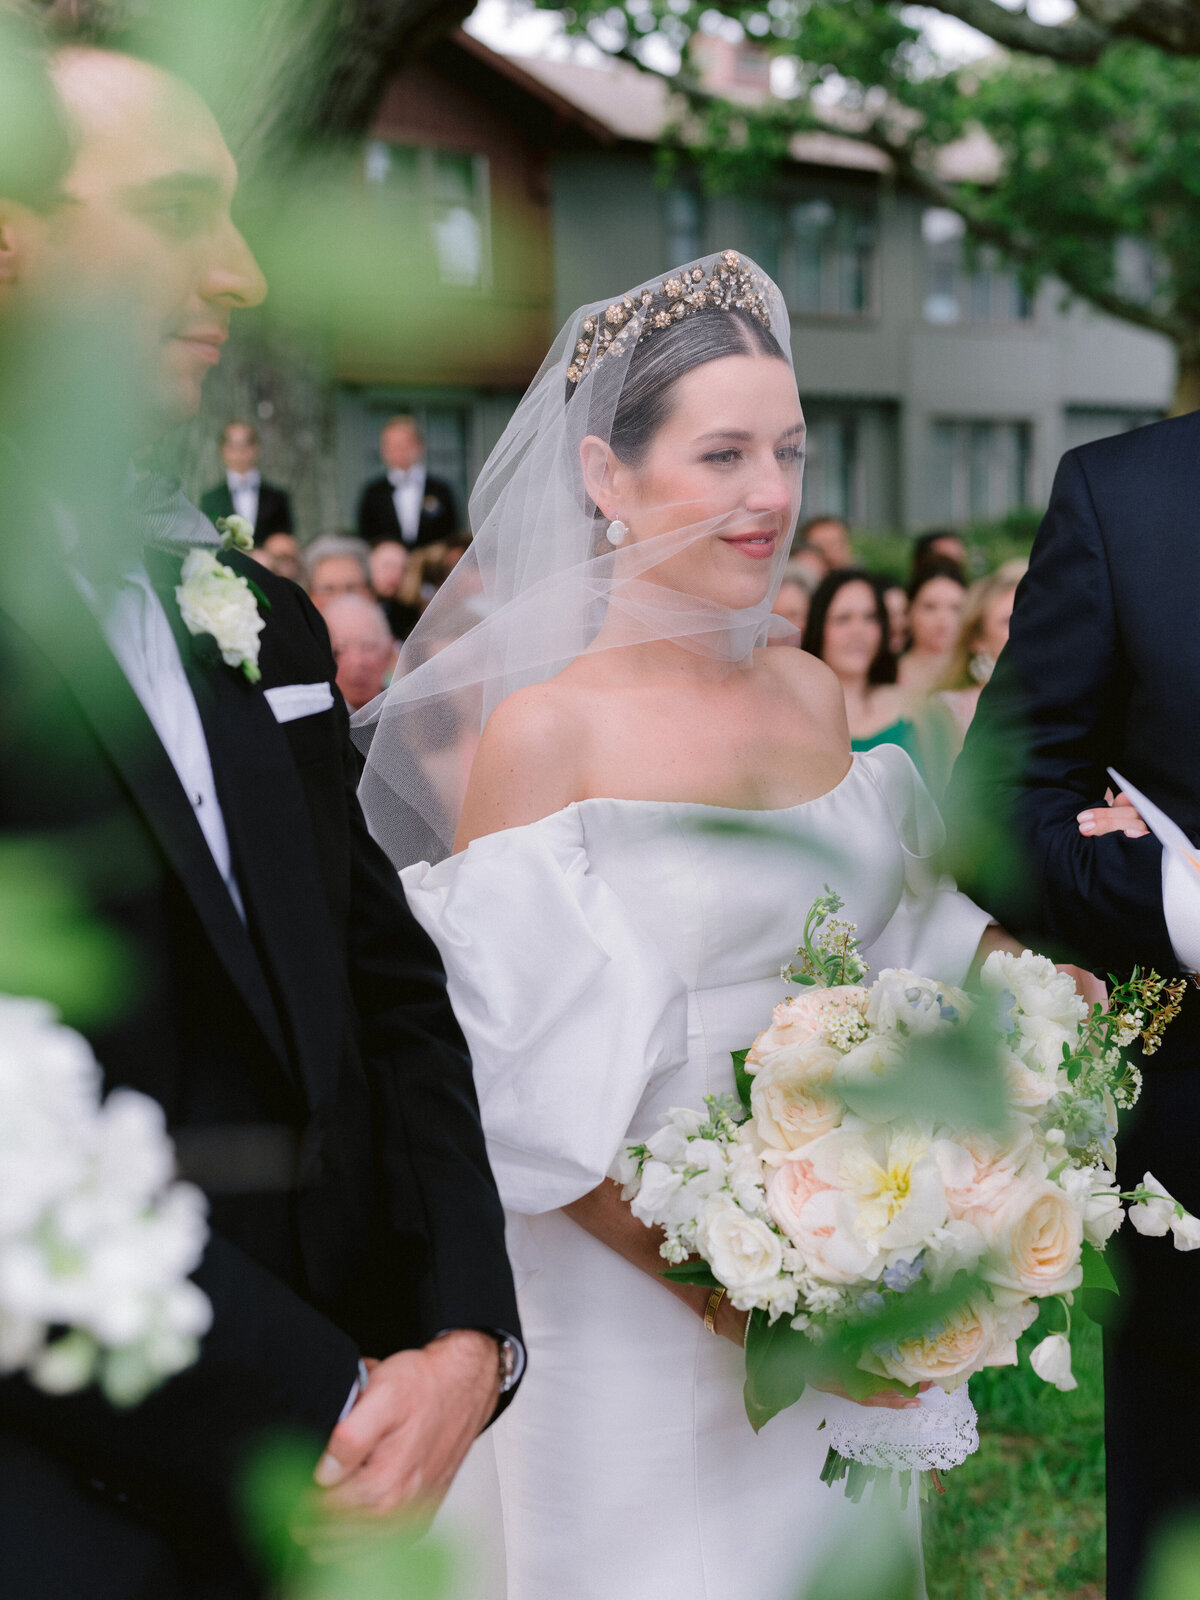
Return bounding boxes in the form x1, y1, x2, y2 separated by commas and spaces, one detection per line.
1162, 849, 1200, 972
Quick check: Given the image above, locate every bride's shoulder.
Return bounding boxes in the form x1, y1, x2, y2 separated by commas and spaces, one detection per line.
754, 644, 846, 716
455, 677, 589, 849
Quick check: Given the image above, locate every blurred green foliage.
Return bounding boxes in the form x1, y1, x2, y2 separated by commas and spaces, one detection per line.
852, 512, 1040, 586
242, 1436, 458, 1600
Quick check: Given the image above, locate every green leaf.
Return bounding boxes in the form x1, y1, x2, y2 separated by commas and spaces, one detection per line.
731, 1047, 753, 1114
744, 1308, 810, 1432
1080, 1241, 1119, 1295
661, 1260, 722, 1289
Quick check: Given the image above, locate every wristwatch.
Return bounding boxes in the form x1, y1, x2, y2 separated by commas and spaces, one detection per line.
496, 1334, 519, 1394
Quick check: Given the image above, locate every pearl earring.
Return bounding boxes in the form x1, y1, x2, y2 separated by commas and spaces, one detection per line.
606, 519, 629, 547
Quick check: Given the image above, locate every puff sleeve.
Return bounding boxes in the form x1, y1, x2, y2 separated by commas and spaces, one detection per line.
400, 810, 689, 1216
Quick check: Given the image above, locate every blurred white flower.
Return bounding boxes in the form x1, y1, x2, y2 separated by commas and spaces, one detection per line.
1127, 1172, 1177, 1237
1029, 1332, 1077, 1391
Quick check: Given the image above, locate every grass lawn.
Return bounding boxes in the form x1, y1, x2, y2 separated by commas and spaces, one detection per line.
922, 1315, 1106, 1599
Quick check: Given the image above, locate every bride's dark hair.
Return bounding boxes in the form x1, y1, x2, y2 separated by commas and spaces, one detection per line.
574, 306, 788, 468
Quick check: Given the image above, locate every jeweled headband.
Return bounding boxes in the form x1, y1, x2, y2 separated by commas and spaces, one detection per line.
565, 249, 772, 388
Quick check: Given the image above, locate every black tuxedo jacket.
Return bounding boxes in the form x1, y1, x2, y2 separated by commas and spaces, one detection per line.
947, 412, 1200, 1600
0, 541, 518, 1597
198, 479, 293, 541
356, 472, 459, 549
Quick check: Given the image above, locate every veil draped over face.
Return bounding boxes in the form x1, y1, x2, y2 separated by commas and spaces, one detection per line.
353, 250, 804, 867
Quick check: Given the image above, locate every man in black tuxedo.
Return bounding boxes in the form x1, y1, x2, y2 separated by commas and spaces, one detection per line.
0, 38, 519, 1600
199, 420, 294, 544
948, 416, 1200, 1600
356, 415, 460, 549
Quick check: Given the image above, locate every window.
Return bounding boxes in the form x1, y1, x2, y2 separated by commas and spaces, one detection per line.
922, 208, 1030, 325
802, 413, 859, 522
929, 420, 1031, 523
663, 187, 704, 267
745, 193, 877, 317
364, 142, 491, 290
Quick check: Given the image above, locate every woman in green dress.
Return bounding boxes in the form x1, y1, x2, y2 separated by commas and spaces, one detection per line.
802, 568, 941, 785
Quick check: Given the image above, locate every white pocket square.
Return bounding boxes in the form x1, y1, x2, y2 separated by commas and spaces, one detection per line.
264, 682, 335, 723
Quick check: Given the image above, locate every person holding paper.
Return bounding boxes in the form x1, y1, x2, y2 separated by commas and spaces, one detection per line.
947, 413, 1200, 1600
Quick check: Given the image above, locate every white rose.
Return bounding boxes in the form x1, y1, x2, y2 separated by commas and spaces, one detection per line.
1028, 1332, 1077, 1392
866, 970, 970, 1037
1001, 1048, 1061, 1110
972, 1176, 1083, 1298
1057, 1165, 1123, 1248
750, 1041, 844, 1152
695, 1197, 784, 1309
1013, 1014, 1077, 1077
982, 950, 1087, 1030
176, 551, 265, 674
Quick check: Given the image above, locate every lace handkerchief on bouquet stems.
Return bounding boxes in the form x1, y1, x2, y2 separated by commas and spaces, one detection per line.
616, 891, 1191, 1502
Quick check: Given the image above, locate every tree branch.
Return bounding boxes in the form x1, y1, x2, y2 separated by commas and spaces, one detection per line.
900, 0, 1111, 63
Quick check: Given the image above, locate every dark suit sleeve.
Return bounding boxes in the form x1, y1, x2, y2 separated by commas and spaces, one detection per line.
0, 1232, 358, 1530
295, 591, 520, 1354
946, 449, 1175, 974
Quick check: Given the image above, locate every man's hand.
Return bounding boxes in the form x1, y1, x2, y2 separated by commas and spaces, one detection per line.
313, 1330, 500, 1516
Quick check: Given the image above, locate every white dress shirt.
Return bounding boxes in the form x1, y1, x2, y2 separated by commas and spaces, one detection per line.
227, 469, 261, 530
99, 569, 246, 922
1164, 850, 1200, 971
388, 464, 426, 545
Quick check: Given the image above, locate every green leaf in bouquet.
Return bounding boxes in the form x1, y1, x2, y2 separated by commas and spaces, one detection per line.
661, 1260, 723, 1289
744, 1307, 811, 1432
1079, 1241, 1119, 1296
731, 1047, 753, 1114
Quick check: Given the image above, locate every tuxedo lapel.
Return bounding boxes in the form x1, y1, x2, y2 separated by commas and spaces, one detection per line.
145, 549, 345, 1111
2, 569, 291, 1069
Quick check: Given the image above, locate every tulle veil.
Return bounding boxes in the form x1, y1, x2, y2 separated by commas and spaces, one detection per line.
352, 250, 804, 867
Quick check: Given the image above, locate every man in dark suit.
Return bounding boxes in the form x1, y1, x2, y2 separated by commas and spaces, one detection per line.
356, 415, 459, 549
199, 420, 293, 543
0, 38, 519, 1600
948, 416, 1200, 1600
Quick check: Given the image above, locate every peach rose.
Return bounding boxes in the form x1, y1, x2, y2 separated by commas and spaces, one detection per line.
750, 1043, 844, 1152
765, 1155, 833, 1243
747, 985, 869, 1068
866, 1294, 1034, 1390
970, 1176, 1083, 1298
943, 1126, 1041, 1221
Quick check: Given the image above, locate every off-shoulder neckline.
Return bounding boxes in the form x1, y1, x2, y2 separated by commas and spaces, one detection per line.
565, 752, 862, 819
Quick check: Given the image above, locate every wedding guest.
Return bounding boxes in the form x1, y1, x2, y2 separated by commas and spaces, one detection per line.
199, 420, 293, 542
802, 569, 920, 766
305, 534, 372, 614
788, 540, 830, 589
874, 575, 908, 656
369, 539, 421, 640
356, 416, 459, 549
771, 574, 811, 639
898, 557, 967, 693
799, 512, 853, 571
260, 530, 302, 584
325, 594, 398, 712
936, 559, 1027, 744
909, 528, 967, 584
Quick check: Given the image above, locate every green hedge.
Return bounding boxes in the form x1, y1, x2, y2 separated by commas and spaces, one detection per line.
848, 509, 1043, 585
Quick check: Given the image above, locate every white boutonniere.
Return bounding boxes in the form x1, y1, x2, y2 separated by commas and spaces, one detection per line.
215, 513, 255, 553
175, 549, 267, 683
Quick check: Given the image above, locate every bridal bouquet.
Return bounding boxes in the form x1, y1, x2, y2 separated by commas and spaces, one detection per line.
617, 891, 1189, 1496
0, 996, 212, 1406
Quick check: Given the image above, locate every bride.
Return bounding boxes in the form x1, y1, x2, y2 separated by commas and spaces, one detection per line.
354, 252, 1008, 1599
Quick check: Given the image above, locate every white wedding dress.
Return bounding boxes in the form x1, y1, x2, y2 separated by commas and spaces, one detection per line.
401, 746, 991, 1600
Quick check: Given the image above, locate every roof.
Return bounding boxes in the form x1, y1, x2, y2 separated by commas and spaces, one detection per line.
460, 31, 998, 182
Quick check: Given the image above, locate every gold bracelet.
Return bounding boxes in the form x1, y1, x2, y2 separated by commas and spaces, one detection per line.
704, 1286, 726, 1334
